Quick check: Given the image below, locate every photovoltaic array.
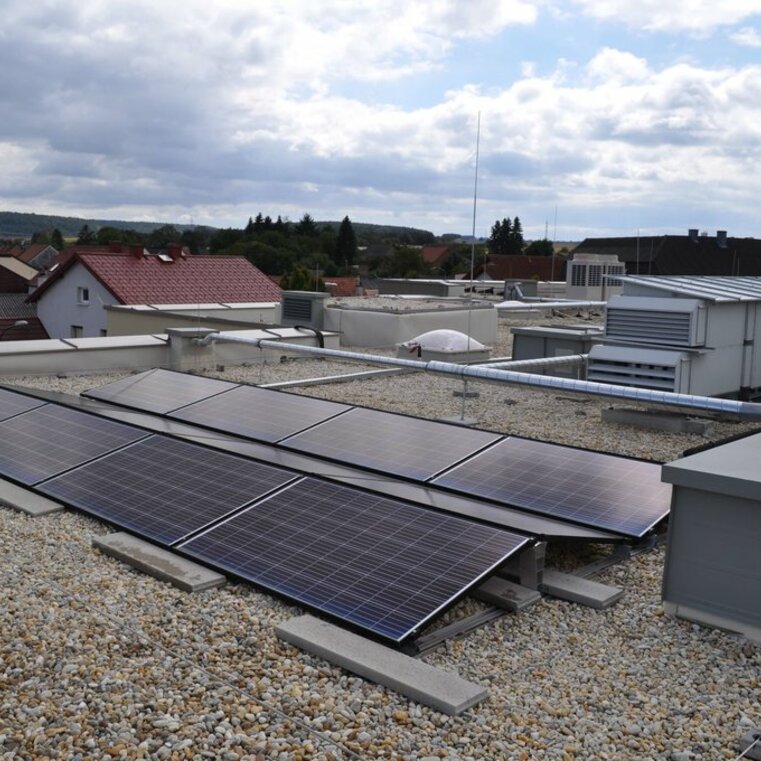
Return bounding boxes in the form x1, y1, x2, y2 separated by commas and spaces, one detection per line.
84, 368, 237, 414
432, 437, 672, 537
83, 368, 672, 539
0, 384, 529, 644
39, 435, 298, 545
179, 478, 528, 642
0, 403, 149, 485
173, 385, 351, 442
0, 387, 46, 422
280, 407, 501, 480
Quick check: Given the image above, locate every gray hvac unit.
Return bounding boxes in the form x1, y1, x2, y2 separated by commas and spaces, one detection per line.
661, 432, 761, 644
278, 291, 329, 330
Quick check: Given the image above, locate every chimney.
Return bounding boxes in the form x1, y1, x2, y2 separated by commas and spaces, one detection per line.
130, 244, 145, 259
717, 230, 728, 248
167, 243, 183, 260
688, 228, 699, 242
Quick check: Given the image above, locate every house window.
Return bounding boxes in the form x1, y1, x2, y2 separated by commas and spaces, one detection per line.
71, 325, 83, 338
77, 287, 90, 304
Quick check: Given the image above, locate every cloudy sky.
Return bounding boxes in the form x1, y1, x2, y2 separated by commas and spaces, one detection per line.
2, 1, 761, 239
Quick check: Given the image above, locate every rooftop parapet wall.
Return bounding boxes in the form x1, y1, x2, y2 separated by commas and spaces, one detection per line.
0, 328, 339, 377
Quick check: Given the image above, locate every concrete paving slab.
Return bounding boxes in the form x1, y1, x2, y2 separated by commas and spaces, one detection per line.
0, 479, 64, 516
93, 532, 226, 592
472, 577, 541, 612
541, 569, 623, 610
276, 614, 488, 715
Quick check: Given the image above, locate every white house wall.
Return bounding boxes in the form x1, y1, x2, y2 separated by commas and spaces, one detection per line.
35, 264, 114, 338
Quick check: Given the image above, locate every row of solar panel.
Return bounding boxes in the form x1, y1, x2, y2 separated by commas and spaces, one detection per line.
0, 386, 527, 643
83, 368, 672, 538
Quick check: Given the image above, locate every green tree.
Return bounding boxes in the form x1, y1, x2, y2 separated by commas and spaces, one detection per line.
147, 225, 180, 248
524, 238, 554, 256
76, 224, 95, 244
51, 229, 64, 250
510, 216, 525, 254
377, 246, 429, 278
281, 265, 324, 291
295, 213, 318, 237
335, 216, 357, 268
96, 226, 126, 245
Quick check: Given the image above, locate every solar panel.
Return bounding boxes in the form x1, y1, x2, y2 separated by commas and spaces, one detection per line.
39, 435, 298, 545
0, 404, 150, 485
172, 385, 351, 442
83, 368, 237, 414
178, 478, 528, 643
432, 437, 672, 538
0, 387, 47, 421
280, 407, 501, 481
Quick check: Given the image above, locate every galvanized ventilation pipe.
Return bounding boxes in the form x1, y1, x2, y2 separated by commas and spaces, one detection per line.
482, 354, 587, 370
197, 332, 761, 420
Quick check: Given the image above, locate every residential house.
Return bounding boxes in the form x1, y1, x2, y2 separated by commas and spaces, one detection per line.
0, 242, 60, 271
573, 229, 761, 276
27, 243, 282, 339
0, 257, 48, 340
420, 246, 450, 272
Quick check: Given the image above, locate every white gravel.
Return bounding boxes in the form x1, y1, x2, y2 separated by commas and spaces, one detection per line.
2, 315, 760, 759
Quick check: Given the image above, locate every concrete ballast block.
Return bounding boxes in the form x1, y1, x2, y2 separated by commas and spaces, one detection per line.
93, 532, 226, 592
540, 569, 623, 609
276, 614, 488, 715
0, 478, 64, 516
473, 577, 541, 612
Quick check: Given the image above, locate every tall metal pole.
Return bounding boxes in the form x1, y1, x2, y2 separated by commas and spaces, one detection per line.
462, 112, 481, 421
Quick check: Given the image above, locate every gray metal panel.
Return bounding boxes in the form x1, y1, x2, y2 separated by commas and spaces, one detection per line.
663, 486, 761, 630
619, 275, 761, 303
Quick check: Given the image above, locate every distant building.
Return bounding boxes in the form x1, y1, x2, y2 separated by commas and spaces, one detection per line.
420, 246, 450, 270
0, 242, 59, 271
0, 257, 48, 340
474, 254, 567, 281
27, 243, 281, 339
574, 229, 761, 276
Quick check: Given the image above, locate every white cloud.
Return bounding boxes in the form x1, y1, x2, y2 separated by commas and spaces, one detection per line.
730, 25, 761, 46
572, 0, 761, 34
586, 48, 650, 83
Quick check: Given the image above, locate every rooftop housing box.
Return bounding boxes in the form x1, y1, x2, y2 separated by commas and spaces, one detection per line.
588, 276, 761, 398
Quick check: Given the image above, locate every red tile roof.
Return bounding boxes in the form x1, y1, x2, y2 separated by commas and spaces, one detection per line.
421, 246, 450, 266
324, 276, 360, 297
29, 251, 282, 305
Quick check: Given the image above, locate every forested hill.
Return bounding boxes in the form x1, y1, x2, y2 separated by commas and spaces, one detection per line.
0, 211, 196, 238
0, 210, 436, 244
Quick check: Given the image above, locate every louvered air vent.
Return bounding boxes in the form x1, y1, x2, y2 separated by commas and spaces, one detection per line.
279, 291, 328, 329
587, 358, 677, 391
605, 308, 694, 346
282, 296, 313, 322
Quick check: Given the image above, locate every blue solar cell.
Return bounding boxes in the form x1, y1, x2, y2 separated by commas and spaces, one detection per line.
0, 388, 47, 421
179, 478, 528, 643
84, 368, 236, 414
0, 404, 150, 485
280, 407, 501, 481
172, 385, 351, 442
39, 435, 298, 545
432, 437, 671, 538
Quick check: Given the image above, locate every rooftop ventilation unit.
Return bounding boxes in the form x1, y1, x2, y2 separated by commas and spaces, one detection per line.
278, 291, 329, 330
604, 296, 705, 348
